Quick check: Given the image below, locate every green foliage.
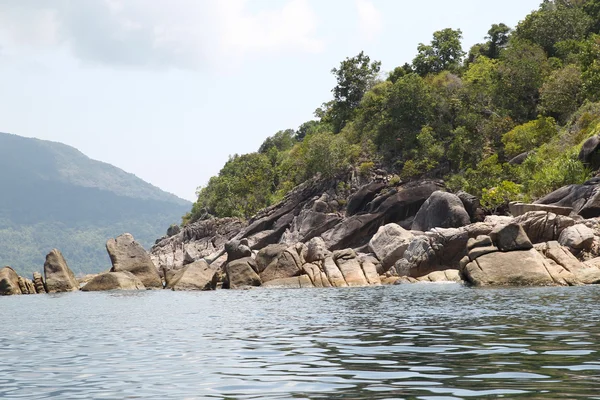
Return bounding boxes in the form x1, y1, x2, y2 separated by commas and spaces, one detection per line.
513, 1, 592, 57
481, 181, 523, 212
321, 51, 381, 133
191, 153, 274, 221
413, 28, 466, 76
502, 116, 558, 158
186, 4, 600, 227
540, 64, 584, 121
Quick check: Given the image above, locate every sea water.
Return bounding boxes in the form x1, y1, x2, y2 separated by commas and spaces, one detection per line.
1, 284, 599, 399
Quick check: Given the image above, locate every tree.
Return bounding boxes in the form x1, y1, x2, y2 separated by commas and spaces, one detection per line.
496, 40, 549, 121
514, 1, 592, 57
540, 64, 584, 122
258, 129, 296, 154
413, 28, 466, 76
485, 23, 511, 59
583, 0, 600, 33
321, 51, 381, 133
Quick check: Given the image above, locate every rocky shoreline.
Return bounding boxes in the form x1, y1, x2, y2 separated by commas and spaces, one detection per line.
3, 174, 600, 296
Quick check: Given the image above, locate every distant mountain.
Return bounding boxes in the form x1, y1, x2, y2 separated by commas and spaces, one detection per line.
0, 132, 191, 276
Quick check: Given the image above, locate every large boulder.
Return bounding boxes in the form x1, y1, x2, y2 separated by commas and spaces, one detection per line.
260, 247, 303, 283
463, 249, 566, 286
226, 257, 261, 289
412, 191, 471, 232
0, 267, 22, 295
168, 260, 218, 291
17, 277, 36, 294
489, 223, 533, 252
302, 263, 332, 287
44, 249, 79, 293
255, 244, 288, 273
535, 179, 600, 218
81, 271, 146, 292
558, 224, 595, 252
107, 234, 163, 289
368, 223, 414, 270
333, 249, 369, 287
578, 135, 600, 170
513, 212, 575, 244
323, 256, 348, 287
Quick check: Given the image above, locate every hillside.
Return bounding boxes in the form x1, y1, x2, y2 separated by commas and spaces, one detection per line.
0, 132, 190, 276
184, 0, 600, 224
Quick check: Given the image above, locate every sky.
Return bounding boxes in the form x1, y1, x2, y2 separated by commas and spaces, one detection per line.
0, 0, 543, 202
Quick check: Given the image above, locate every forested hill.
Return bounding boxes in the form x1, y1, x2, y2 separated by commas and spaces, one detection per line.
184, 0, 600, 224
0, 132, 190, 276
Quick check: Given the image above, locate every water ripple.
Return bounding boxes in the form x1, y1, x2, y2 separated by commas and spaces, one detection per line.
0, 285, 599, 398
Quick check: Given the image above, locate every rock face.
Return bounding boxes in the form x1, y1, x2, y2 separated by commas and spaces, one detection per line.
81, 271, 145, 292
168, 260, 218, 291
225, 239, 252, 263
412, 191, 471, 232
226, 257, 261, 289
255, 244, 288, 273
107, 234, 163, 289
0, 267, 22, 295
44, 249, 79, 293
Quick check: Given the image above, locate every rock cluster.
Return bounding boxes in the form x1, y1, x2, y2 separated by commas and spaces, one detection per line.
5, 175, 600, 296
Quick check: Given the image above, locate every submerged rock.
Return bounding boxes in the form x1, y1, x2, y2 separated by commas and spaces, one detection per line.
81, 271, 146, 292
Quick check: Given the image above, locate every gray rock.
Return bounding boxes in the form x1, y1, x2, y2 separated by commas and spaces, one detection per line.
457, 191, 480, 222
81, 271, 146, 292
467, 235, 493, 251
558, 224, 595, 251
305, 237, 331, 263
168, 260, 218, 291
535, 178, 600, 218
514, 212, 575, 243
468, 245, 498, 261
368, 223, 414, 270
255, 244, 288, 273
226, 257, 261, 289
463, 249, 565, 286
490, 223, 533, 252
44, 249, 79, 293
259, 248, 303, 283
412, 191, 471, 232
509, 202, 572, 217
225, 239, 252, 263
107, 234, 163, 289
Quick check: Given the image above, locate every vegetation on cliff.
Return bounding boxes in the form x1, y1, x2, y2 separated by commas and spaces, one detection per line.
185, 0, 600, 224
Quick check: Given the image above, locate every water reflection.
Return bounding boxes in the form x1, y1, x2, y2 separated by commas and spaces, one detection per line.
0, 286, 599, 399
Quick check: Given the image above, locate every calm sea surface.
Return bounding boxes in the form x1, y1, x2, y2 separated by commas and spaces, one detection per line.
1, 284, 599, 399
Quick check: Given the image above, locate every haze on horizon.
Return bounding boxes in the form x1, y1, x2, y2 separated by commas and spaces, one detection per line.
0, 0, 541, 202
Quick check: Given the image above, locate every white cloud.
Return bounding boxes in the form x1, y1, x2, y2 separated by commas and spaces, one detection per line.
355, 0, 383, 41
0, 0, 324, 69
